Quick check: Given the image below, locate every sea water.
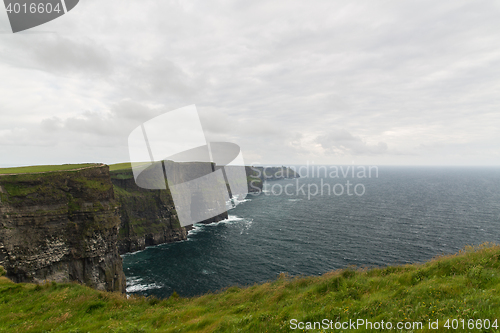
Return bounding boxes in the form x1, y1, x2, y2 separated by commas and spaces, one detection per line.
123, 166, 500, 298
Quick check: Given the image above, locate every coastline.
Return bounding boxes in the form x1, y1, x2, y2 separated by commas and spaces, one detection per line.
1, 243, 499, 332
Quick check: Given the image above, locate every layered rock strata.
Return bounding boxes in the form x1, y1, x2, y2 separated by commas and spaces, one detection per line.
0, 165, 125, 292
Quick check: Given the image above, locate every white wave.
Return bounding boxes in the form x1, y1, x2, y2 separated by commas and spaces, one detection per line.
226, 196, 252, 210
203, 214, 244, 227
188, 214, 253, 237
187, 223, 204, 236
227, 214, 245, 222
126, 277, 143, 285
126, 282, 163, 293
235, 198, 251, 204
288, 199, 302, 202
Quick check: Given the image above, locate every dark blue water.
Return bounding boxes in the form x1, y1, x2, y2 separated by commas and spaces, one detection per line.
122, 166, 500, 298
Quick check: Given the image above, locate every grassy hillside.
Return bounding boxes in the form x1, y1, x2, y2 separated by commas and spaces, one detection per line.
0, 164, 99, 175
1, 244, 499, 332
0, 162, 146, 174
109, 163, 152, 172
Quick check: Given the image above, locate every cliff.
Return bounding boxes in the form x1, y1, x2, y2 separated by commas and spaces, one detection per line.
0, 162, 299, 291
110, 165, 227, 255
244, 166, 264, 193
111, 168, 187, 254
0, 165, 125, 292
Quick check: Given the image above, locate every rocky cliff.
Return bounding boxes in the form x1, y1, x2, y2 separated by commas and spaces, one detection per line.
110, 166, 227, 255
111, 168, 187, 254
0, 165, 125, 292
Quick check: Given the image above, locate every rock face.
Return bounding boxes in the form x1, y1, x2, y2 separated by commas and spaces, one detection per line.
244, 166, 264, 194
0, 166, 125, 292
110, 166, 227, 254
111, 169, 187, 254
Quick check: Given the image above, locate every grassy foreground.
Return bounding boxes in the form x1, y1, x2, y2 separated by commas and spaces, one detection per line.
0, 244, 499, 333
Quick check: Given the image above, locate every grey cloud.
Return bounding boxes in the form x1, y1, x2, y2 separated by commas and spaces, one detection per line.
0, 126, 57, 146
34, 35, 111, 74
1, 1, 500, 166
0, 34, 111, 75
109, 100, 162, 123
123, 58, 207, 101
40, 116, 63, 132
36, 101, 169, 151
198, 108, 232, 135
317, 130, 388, 155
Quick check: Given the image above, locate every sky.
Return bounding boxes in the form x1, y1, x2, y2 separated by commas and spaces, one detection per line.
0, 0, 499, 167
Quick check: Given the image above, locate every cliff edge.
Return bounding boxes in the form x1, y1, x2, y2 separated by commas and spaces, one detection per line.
0, 165, 125, 292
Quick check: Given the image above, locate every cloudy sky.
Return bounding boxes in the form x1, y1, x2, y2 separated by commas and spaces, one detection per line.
0, 0, 499, 167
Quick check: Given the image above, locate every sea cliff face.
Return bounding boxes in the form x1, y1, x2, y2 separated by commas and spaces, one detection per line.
0, 166, 125, 292
110, 169, 188, 254
110, 166, 228, 254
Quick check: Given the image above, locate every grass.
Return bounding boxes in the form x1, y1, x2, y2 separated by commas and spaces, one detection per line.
0, 162, 148, 175
1, 243, 499, 332
73, 177, 112, 192
112, 184, 138, 198
0, 164, 99, 175
109, 163, 134, 172
0, 166, 113, 207
109, 162, 151, 172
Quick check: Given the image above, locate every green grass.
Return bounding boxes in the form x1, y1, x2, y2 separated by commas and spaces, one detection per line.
0, 164, 98, 175
109, 163, 134, 172
1, 243, 499, 332
73, 177, 112, 192
112, 185, 138, 198
0, 162, 148, 174
109, 162, 151, 172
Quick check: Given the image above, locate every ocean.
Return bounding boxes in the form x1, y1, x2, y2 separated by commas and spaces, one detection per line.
122, 166, 500, 298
